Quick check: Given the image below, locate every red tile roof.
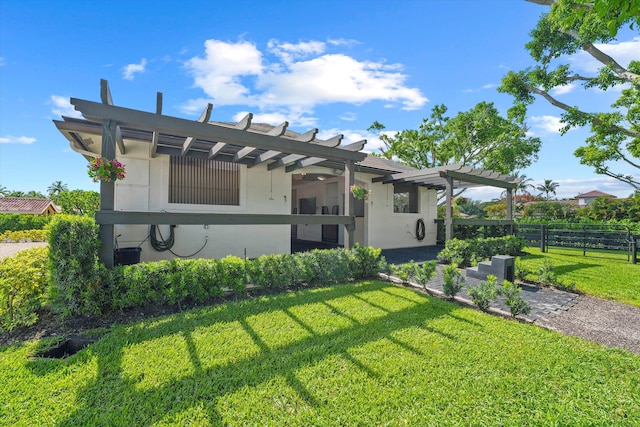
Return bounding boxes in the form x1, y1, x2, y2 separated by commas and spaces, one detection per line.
0, 198, 58, 214
575, 190, 616, 199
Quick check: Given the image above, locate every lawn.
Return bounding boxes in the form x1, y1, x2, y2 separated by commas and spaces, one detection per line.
518, 246, 640, 307
2, 280, 639, 426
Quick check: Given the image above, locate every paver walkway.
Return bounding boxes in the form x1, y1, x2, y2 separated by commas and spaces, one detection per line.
408, 264, 580, 322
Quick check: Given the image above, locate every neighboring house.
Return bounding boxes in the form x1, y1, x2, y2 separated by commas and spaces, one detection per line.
53, 80, 519, 265
575, 190, 617, 206
0, 198, 58, 216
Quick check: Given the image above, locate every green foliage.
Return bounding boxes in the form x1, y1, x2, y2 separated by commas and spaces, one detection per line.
412, 261, 437, 289
500, 280, 531, 317
58, 189, 100, 216
468, 274, 499, 311
348, 244, 382, 280
0, 229, 48, 242
499, 0, 640, 189
442, 264, 465, 298
248, 254, 296, 289
438, 236, 526, 267
523, 201, 576, 220
46, 215, 101, 317
370, 102, 541, 174
0, 247, 49, 331
395, 261, 415, 284
0, 213, 52, 233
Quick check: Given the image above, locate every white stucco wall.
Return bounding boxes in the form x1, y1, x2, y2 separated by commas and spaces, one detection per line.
113, 141, 291, 262
364, 174, 438, 249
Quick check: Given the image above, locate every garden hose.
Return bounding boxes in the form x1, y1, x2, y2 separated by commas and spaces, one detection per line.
416, 218, 426, 241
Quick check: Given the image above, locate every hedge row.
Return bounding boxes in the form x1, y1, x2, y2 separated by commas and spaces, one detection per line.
0, 214, 52, 233
437, 235, 526, 267
0, 229, 48, 242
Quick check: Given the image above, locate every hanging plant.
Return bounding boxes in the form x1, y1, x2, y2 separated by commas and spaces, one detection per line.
87, 157, 126, 183
350, 185, 369, 201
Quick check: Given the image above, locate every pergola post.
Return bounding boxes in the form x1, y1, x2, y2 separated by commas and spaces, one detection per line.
344, 160, 355, 249
99, 119, 117, 267
506, 187, 514, 235
445, 175, 454, 241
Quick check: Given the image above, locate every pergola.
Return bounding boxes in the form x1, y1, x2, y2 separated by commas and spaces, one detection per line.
373, 163, 521, 240
60, 80, 368, 267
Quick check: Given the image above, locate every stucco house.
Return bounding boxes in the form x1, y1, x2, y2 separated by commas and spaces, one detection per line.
54, 81, 519, 266
575, 190, 617, 206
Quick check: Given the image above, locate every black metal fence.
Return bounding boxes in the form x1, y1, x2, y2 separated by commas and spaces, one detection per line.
516, 223, 639, 264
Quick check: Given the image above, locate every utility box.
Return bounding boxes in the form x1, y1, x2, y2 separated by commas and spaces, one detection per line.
114, 247, 142, 266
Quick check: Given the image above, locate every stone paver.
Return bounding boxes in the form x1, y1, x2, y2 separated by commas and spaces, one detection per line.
381, 246, 580, 322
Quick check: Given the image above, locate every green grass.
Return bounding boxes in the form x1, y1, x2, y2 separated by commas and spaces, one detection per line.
518, 246, 640, 307
2, 280, 639, 426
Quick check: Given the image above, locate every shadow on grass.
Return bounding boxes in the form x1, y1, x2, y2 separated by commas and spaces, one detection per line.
553, 263, 598, 275
32, 280, 459, 426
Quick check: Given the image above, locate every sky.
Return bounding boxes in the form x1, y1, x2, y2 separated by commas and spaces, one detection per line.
1, 0, 638, 201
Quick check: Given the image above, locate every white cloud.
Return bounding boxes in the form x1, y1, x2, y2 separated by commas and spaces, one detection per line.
185, 40, 263, 105
0, 135, 36, 144
568, 36, 640, 74
340, 112, 357, 121
122, 58, 147, 80
551, 83, 576, 95
50, 95, 82, 118
182, 39, 427, 120
529, 115, 576, 134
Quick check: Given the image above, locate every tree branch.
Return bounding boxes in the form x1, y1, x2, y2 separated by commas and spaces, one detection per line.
525, 83, 640, 139
578, 39, 639, 82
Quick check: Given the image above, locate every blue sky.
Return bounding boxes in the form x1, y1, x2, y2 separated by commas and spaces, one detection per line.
1, 0, 638, 201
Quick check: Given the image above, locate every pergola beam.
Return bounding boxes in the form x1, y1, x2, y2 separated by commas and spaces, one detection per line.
440, 170, 518, 189
71, 99, 366, 162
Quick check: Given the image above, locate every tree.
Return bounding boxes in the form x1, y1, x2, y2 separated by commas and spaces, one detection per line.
58, 190, 100, 216
370, 102, 542, 174
535, 179, 560, 200
499, 0, 640, 189
47, 181, 68, 204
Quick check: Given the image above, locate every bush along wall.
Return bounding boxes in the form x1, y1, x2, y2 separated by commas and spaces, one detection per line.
437, 235, 526, 267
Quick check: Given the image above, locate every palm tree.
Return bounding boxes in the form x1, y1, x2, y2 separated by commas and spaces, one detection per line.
535, 179, 559, 200
48, 181, 68, 203
0, 185, 8, 197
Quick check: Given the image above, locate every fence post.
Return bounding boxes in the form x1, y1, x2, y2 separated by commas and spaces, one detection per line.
582, 225, 587, 257
633, 236, 637, 265
540, 224, 546, 253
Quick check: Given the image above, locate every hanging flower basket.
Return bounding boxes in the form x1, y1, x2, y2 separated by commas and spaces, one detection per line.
87, 157, 126, 183
350, 185, 369, 201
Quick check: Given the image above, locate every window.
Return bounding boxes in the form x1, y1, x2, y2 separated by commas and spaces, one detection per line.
169, 156, 240, 205
393, 183, 418, 213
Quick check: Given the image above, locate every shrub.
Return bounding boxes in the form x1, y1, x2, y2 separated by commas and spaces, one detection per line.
437, 239, 470, 266
0, 246, 49, 331
0, 214, 52, 233
438, 236, 526, 267
249, 254, 296, 289
468, 274, 499, 311
500, 280, 531, 317
348, 244, 382, 279
0, 229, 48, 242
46, 214, 101, 317
217, 255, 247, 292
412, 261, 437, 289
299, 249, 351, 285
395, 261, 415, 284
442, 264, 465, 298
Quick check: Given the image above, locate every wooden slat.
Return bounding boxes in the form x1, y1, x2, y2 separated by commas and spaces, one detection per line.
71, 98, 367, 162
100, 79, 113, 105
181, 103, 213, 156
95, 210, 355, 226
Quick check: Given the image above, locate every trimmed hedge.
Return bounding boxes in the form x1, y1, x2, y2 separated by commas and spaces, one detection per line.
0, 214, 52, 233
437, 235, 526, 267
0, 229, 48, 242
